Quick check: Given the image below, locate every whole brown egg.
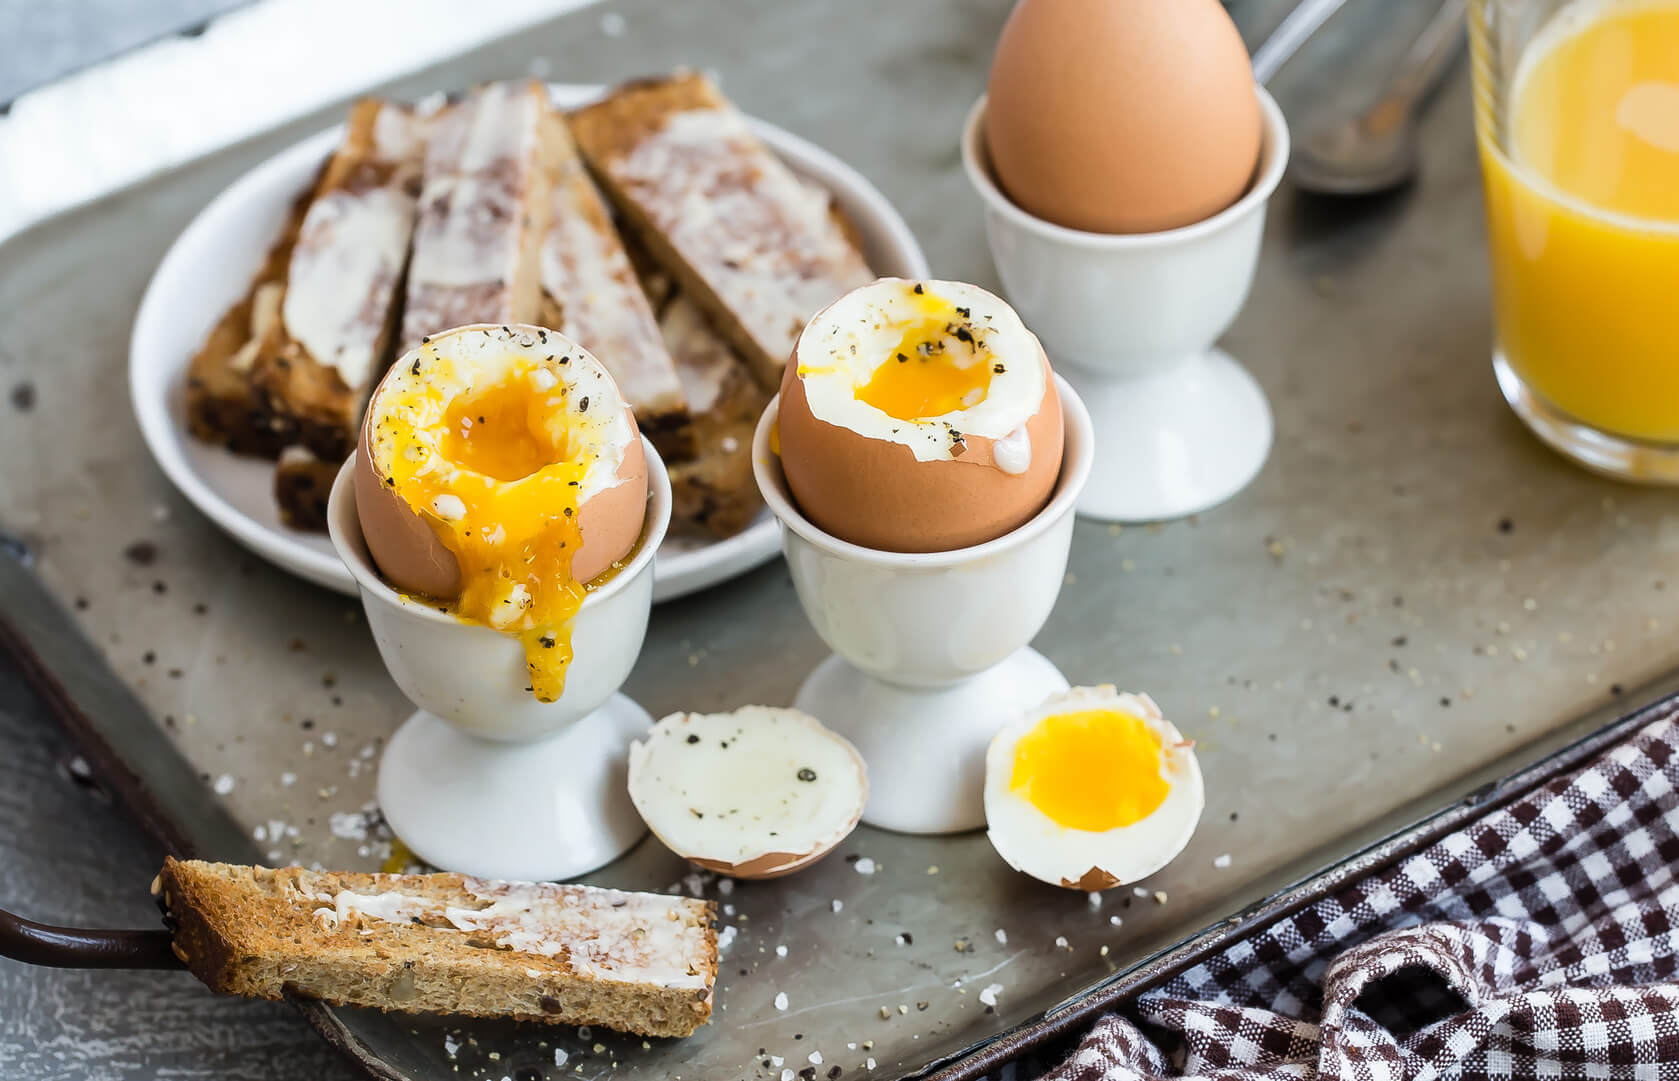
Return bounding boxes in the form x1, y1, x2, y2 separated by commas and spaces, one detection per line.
984, 0, 1263, 234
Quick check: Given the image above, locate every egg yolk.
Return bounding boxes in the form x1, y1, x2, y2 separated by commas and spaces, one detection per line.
381, 360, 610, 703
1009, 709, 1168, 832
854, 287, 995, 420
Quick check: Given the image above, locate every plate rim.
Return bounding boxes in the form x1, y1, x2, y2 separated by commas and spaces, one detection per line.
129, 81, 928, 602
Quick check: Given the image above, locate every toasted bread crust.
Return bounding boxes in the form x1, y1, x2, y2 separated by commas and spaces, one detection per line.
156, 858, 718, 1038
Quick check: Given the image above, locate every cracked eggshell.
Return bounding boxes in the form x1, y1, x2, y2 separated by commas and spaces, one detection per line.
353, 323, 647, 599
628, 707, 868, 880
776, 324, 1063, 555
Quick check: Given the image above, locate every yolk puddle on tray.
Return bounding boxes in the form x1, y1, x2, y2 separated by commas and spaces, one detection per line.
383, 364, 595, 703
854, 287, 996, 421
1010, 709, 1168, 832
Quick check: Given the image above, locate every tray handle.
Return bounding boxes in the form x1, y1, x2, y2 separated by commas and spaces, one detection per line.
0, 906, 180, 969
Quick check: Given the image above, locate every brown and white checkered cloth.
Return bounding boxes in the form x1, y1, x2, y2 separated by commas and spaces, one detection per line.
1046, 710, 1679, 1081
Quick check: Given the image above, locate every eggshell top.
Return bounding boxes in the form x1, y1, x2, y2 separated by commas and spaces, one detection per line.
985, 0, 1262, 234
777, 279, 1064, 553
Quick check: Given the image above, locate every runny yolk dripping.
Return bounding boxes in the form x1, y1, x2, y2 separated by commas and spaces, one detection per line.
1009, 709, 1168, 832
853, 286, 996, 420
381, 357, 608, 703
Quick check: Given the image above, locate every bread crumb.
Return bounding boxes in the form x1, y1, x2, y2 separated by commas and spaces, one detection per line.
774, 992, 789, 1011
978, 983, 1003, 1006
994, 928, 1008, 945
854, 857, 876, 874
212, 774, 235, 795
1213, 853, 1233, 869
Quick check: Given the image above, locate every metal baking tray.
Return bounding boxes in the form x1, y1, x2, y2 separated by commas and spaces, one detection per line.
6, 0, 1679, 1078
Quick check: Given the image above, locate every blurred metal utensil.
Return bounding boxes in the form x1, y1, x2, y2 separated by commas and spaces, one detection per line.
1290, 0, 1469, 195
1251, 0, 1352, 85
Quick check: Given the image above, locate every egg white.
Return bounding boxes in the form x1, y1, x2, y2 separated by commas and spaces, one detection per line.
984, 686, 1204, 889
795, 278, 1046, 463
628, 707, 868, 875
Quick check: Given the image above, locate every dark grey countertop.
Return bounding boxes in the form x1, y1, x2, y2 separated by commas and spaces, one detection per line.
0, 1, 1503, 1078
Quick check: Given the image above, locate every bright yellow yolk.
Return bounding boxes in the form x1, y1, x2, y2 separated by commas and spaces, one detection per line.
1009, 709, 1168, 832
853, 287, 995, 420
382, 363, 603, 703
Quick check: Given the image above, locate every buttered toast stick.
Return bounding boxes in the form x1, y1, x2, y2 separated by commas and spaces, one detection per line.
399, 80, 555, 352
538, 111, 692, 459
570, 72, 874, 388
155, 858, 718, 1038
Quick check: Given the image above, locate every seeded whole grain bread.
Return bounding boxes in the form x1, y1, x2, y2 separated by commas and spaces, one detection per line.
569, 71, 874, 388
154, 858, 718, 1038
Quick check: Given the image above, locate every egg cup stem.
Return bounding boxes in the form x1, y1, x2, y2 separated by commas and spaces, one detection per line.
377, 698, 653, 881
1059, 347, 1272, 522
794, 648, 1069, 834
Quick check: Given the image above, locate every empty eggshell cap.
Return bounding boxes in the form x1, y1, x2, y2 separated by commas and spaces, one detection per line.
628, 707, 868, 880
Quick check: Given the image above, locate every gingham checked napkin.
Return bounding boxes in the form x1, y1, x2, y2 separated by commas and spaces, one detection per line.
1046, 710, 1679, 1081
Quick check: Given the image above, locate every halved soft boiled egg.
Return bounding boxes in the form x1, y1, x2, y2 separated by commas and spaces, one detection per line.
354, 323, 648, 703
984, 686, 1203, 891
777, 278, 1063, 553
627, 707, 868, 879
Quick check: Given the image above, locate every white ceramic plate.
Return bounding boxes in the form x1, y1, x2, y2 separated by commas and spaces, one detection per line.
130, 82, 929, 602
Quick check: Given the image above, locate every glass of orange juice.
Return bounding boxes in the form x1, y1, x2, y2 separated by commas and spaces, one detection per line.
1472, 0, 1679, 479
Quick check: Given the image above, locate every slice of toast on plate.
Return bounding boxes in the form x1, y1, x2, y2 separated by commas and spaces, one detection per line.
399, 80, 555, 351
273, 446, 341, 532
569, 71, 874, 388
155, 858, 718, 1038
659, 294, 767, 538
538, 111, 692, 460
184, 190, 312, 459
246, 99, 428, 463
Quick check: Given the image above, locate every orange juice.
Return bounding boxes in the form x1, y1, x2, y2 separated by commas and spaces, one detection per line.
1477, 0, 1679, 442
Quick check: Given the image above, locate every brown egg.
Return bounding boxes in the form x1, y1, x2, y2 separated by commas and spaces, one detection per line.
627, 707, 868, 881
985, 0, 1262, 234
353, 323, 647, 701
776, 279, 1064, 554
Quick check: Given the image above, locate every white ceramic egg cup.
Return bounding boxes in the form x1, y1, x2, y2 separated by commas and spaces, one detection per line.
753, 377, 1094, 834
960, 87, 1290, 523
326, 439, 672, 882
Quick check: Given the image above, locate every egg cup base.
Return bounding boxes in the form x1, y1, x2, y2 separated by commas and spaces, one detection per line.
375, 697, 652, 882
793, 646, 1069, 835
1062, 347, 1272, 522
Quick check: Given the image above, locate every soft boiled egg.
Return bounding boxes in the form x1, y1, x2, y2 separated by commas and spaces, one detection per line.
627, 707, 867, 879
776, 278, 1063, 553
984, 686, 1203, 890
354, 323, 648, 703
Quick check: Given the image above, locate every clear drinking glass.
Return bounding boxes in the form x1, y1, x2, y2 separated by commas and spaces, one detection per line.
1470, 0, 1679, 479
